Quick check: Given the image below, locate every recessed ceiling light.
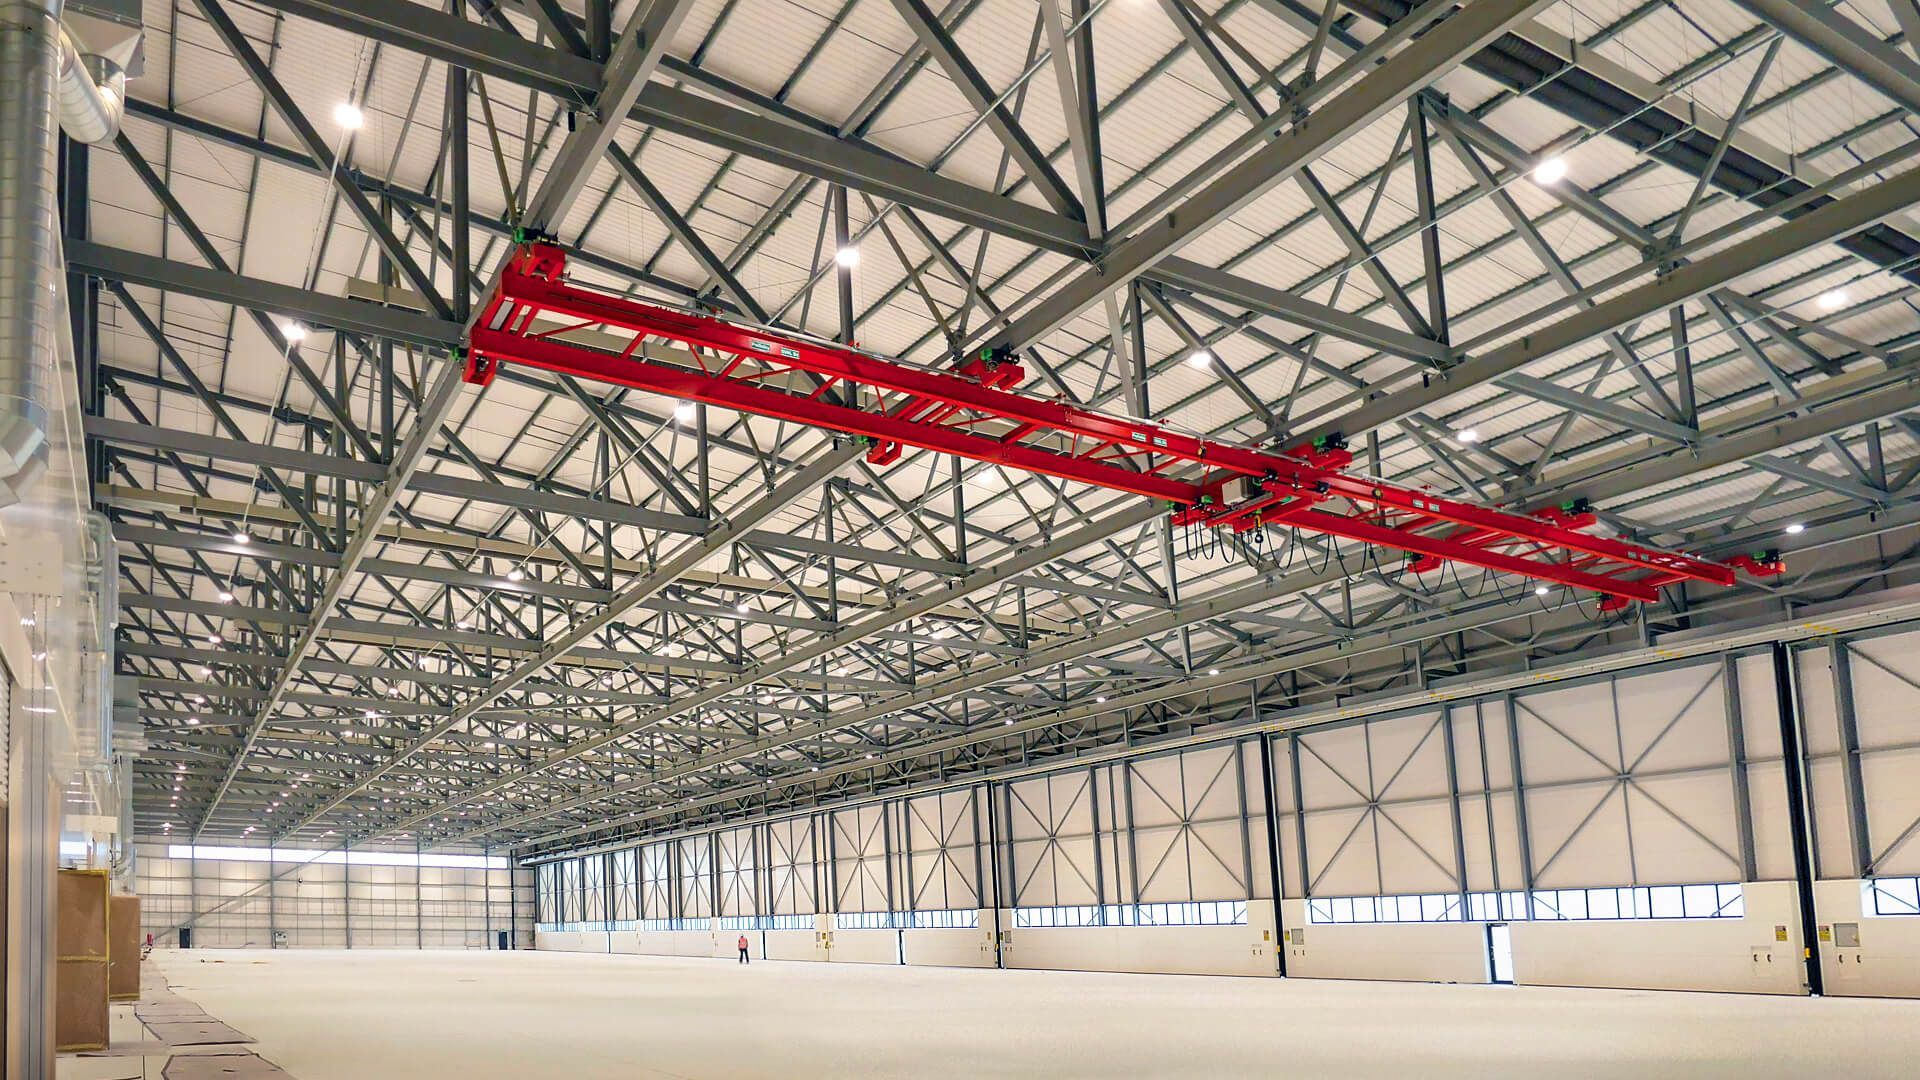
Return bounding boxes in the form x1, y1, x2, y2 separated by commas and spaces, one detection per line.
1454, 428, 1481, 444
1816, 289, 1849, 313
1532, 156, 1568, 184
333, 101, 365, 130
1784, 522, 1806, 535
835, 246, 860, 268
1186, 348, 1213, 370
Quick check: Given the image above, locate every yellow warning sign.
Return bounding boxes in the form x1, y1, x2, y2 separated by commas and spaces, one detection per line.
1775, 925, 1789, 942
1818, 926, 1833, 941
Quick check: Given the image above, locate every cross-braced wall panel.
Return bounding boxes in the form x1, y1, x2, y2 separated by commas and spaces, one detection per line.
640, 841, 674, 920
1004, 771, 1103, 908
1516, 665, 1745, 888
902, 788, 983, 912
832, 804, 893, 914
1271, 656, 1785, 902
611, 848, 639, 922
717, 826, 757, 917
1796, 627, 1920, 879
1287, 711, 1462, 898
1125, 745, 1251, 903
765, 816, 819, 915
678, 835, 714, 918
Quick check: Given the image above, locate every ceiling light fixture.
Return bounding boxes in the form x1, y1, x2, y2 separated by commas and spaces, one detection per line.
280, 322, 307, 343
505, 568, 525, 583
206, 634, 221, 645
231, 530, 251, 545
1532, 156, 1568, 184
1535, 585, 1550, 596
1186, 348, 1213, 369
835, 246, 860, 268
1784, 522, 1806, 535
333, 101, 365, 130
217, 590, 234, 603
1454, 428, 1481, 444
674, 400, 696, 424
1816, 289, 1850, 313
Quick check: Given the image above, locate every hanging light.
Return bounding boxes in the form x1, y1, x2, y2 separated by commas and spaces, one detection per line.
1816, 289, 1849, 313
1454, 428, 1481, 444
1532, 156, 1569, 184
333, 101, 365, 130
674, 400, 696, 424
835, 246, 860, 268
505, 568, 525, 583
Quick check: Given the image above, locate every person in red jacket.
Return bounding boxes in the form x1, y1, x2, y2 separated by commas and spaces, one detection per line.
737, 934, 751, 963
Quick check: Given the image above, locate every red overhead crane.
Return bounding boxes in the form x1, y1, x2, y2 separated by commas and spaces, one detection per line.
465, 242, 1782, 608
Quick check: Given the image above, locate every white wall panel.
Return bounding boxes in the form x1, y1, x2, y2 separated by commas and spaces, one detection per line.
640, 841, 673, 919
716, 827, 756, 917
765, 816, 817, 915
903, 788, 982, 911
138, 841, 530, 949
678, 836, 713, 918
1004, 771, 1100, 906
831, 804, 892, 913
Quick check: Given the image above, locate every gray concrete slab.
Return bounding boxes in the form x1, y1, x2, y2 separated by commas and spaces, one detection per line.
150, 949, 1920, 1079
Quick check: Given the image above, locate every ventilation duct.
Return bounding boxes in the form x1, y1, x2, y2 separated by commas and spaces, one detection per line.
0, 0, 141, 509
0, 0, 62, 509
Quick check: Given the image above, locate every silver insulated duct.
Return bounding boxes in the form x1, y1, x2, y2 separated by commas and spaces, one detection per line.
56, 23, 126, 145
0, 0, 62, 509
0, 0, 141, 510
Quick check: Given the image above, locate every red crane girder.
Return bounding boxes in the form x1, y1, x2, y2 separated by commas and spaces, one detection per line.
465, 243, 1782, 605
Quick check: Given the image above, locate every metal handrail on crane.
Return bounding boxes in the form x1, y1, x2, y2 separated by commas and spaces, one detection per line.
465, 242, 1782, 608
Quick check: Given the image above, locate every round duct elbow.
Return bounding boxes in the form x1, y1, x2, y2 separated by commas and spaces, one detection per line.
0, 400, 51, 509
56, 27, 124, 144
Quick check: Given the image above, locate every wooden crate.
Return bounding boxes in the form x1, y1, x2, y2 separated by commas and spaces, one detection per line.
108, 895, 142, 1000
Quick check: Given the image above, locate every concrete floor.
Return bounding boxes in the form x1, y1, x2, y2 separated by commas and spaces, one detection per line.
150, 949, 1920, 1079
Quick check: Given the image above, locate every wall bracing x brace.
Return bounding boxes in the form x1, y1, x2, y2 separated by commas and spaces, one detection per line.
465, 243, 1781, 607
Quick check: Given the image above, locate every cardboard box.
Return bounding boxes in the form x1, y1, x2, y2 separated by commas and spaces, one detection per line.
108, 895, 142, 1000
55, 960, 109, 1051
57, 869, 111, 1051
